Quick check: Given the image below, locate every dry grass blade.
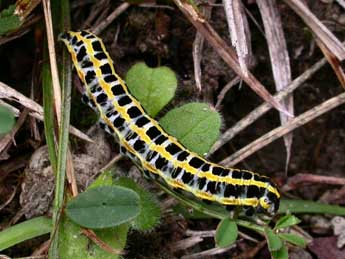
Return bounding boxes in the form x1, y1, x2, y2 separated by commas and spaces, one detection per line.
284, 0, 345, 61
181, 245, 235, 259
282, 173, 345, 192
215, 76, 240, 109
233, 240, 266, 259
0, 82, 93, 142
99, 153, 123, 172
15, 0, 41, 20
173, 0, 292, 117
220, 91, 345, 167
170, 236, 204, 251
42, 0, 62, 126
192, 4, 213, 91
81, 229, 125, 255
223, 0, 250, 76
193, 32, 204, 91
316, 38, 345, 89
91, 2, 130, 35
257, 0, 293, 172
209, 58, 327, 155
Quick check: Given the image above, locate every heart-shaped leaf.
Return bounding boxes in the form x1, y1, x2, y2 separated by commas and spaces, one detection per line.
215, 217, 238, 248
159, 102, 221, 156
126, 62, 177, 117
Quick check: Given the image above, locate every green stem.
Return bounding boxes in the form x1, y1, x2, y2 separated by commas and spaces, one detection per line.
48, 0, 71, 258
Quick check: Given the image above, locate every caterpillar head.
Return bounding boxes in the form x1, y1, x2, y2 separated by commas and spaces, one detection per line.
257, 184, 280, 217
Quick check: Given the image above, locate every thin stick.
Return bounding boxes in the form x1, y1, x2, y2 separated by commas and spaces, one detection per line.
209, 58, 327, 155
81, 229, 125, 255
282, 173, 345, 192
181, 245, 235, 259
0, 109, 29, 154
91, 2, 130, 35
220, 91, 345, 166
99, 153, 123, 172
284, 0, 345, 60
0, 82, 93, 142
215, 76, 240, 109
42, 0, 62, 126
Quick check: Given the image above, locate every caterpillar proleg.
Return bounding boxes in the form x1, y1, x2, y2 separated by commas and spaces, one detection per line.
59, 30, 280, 216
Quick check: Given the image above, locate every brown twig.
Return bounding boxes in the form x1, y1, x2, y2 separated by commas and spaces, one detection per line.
0, 109, 29, 156
181, 245, 235, 259
81, 229, 125, 255
284, 0, 345, 60
0, 186, 17, 212
209, 57, 327, 155
282, 173, 345, 192
215, 76, 240, 109
91, 2, 130, 35
82, 0, 109, 29
233, 240, 266, 259
316, 38, 345, 90
220, 91, 345, 167
42, 0, 62, 126
0, 82, 93, 142
99, 153, 123, 172
170, 236, 203, 251
192, 3, 213, 91
172, 0, 291, 117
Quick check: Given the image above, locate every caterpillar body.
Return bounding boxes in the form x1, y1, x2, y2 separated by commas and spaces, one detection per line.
60, 30, 280, 216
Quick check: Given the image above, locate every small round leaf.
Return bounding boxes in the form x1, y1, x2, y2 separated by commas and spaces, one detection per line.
215, 218, 238, 248
66, 186, 140, 229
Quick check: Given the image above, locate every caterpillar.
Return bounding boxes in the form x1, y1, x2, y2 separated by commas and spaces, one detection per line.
59, 30, 280, 216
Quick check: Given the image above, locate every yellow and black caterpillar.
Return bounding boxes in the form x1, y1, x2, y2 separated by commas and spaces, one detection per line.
60, 31, 280, 216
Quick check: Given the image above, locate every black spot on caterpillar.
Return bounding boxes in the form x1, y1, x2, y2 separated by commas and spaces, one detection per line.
59, 31, 280, 216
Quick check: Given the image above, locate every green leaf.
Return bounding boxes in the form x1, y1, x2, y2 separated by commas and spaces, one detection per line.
0, 105, 15, 135
271, 243, 289, 259
126, 62, 177, 117
0, 5, 22, 36
274, 214, 301, 230
265, 227, 283, 252
0, 217, 51, 251
215, 218, 238, 248
159, 102, 221, 156
59, 215, 128, 259
66, 186, 140, 229
89, 170, 114, 188
278, 233, 307, 248
115, 177, 161, 231
279, 199, 345, 215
